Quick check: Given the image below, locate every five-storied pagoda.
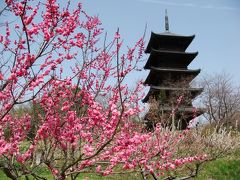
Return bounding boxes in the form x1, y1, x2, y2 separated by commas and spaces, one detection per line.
143, 10, 203, 130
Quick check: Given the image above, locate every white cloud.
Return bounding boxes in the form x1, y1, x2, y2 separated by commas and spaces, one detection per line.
137, 0, 236, 11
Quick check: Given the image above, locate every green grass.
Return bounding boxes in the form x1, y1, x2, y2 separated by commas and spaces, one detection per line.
195, 158, 240, 180
1, 154, 240, 179
0, 168, 54, 180
195, 149, 240, 179
0, 169, 141, 180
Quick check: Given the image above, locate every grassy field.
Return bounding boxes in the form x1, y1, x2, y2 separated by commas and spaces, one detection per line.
0, 171, 141, 180
195, 158, 240, 180
195, 149, 240, 180
1, 156, 240, 180
1, 150, 239, 180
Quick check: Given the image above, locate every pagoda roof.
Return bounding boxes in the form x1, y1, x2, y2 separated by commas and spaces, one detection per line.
145, 106, 204, 120
161, 106, 204, 127
144, 67, 200, 85
158, 106, 205, 124
144, 105, 204, 128
142, 86, 203, 103
150, 67, 200, 73
145, 32, 195, 53
150, 85, 203, 92
144, 49, 198, 69
159, 106, 204, 114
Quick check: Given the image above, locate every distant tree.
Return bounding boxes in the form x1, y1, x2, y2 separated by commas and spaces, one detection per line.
199, 73, 240, 129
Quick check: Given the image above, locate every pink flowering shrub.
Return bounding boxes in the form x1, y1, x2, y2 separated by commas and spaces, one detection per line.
0, 1, 205, 179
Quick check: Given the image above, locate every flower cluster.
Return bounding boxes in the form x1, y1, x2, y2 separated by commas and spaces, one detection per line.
0, 0, 206, 179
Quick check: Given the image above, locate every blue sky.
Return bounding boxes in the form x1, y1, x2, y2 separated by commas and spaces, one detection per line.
0, 0, 239, 84
82, 0, 240, 84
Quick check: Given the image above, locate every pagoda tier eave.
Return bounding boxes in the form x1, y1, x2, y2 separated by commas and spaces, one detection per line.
144, 106, 204, 121
142, 86, 203, 103
149, 31, 195, 39
151, 48, 198, 55
144, 68, 200, 86
145, 32, 195, 53
149, 67, 201, 73
158, 106, 204, 114
144, 49, 198, 69
145, 106, 204, 117
150, 85, 203, 91
144, 106, 204, 130
155, 31, 195, 38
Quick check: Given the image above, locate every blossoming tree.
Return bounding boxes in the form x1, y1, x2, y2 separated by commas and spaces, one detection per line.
0, 0, 205, 179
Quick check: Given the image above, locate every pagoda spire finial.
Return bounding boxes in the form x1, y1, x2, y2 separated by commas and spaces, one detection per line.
165, 9, 169, 32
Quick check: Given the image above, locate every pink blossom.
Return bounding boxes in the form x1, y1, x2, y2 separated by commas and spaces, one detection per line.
96, 165, 102, 172
8, 73, 17, 82
0, 73, 3, 80
114, 31, 120, 39
0, 1, 206, 178
83, 144, 94, 156
0, 35, 3, 43
14, 24, 20, 29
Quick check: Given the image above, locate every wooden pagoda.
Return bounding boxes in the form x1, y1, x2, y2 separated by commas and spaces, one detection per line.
143, 10, 203, 130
